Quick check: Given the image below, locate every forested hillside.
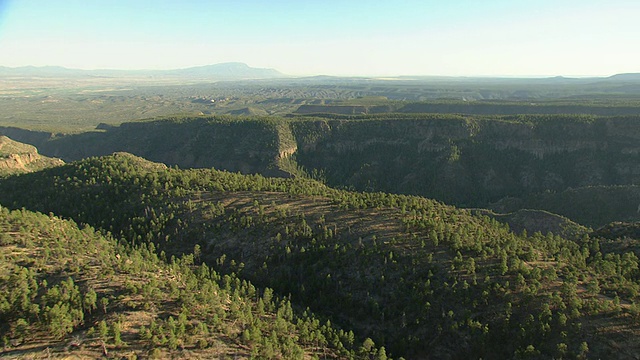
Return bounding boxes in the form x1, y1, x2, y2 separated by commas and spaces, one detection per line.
1, 153, 640, 358
0, 205, 384, 359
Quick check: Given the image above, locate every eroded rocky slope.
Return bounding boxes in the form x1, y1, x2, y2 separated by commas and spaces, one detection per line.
0, 135, 63, 175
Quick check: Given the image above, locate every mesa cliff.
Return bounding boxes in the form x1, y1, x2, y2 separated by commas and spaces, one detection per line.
3, 113, 640, 226
292, 116, 640, 196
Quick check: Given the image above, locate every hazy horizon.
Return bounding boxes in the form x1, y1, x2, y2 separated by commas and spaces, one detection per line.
0, 62, 628, 79
0, 0, 638, 77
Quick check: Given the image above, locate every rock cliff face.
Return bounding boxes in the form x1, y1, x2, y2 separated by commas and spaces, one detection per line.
4, 114, 640, 225
291, 116, 640, 211
0, 152, 39, 171
398, 102, 640, 116
294, 102, 640, 116
5, 118, 286, 176
0, 136, 63, 175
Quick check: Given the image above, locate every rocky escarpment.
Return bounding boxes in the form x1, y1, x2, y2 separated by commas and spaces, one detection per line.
294, 102, 640, 116
0, 117, 300, 178
291, 115, 640, 212
398, 102, 640, 116
25, 117, 289, 177
5, 114, 640, 226
0, 136, 63, 175
292, 116, 623, 160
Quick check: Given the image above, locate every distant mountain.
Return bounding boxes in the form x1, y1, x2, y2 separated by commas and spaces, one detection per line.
0, 62, 285, 80
1, 64, 637, 82
607, 73, 640, 81
166, 62, 284, 79
0, 65, 86, 77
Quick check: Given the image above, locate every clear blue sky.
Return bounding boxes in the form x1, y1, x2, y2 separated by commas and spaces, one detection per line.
0, 0, 638, 76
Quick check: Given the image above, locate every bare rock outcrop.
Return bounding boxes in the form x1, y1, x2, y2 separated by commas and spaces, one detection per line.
0, 136, 63, 175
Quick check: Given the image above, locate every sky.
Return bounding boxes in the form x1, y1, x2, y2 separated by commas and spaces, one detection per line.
0, 0, 638, 77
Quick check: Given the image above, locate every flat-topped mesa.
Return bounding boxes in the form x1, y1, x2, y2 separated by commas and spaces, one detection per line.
4, 114, 640, 219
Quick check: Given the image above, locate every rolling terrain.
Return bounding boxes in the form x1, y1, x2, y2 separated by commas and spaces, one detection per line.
2, 71, 640, 358
3, 69, 640, 132
1, 153, 640, 358
0, 205, 374, 359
